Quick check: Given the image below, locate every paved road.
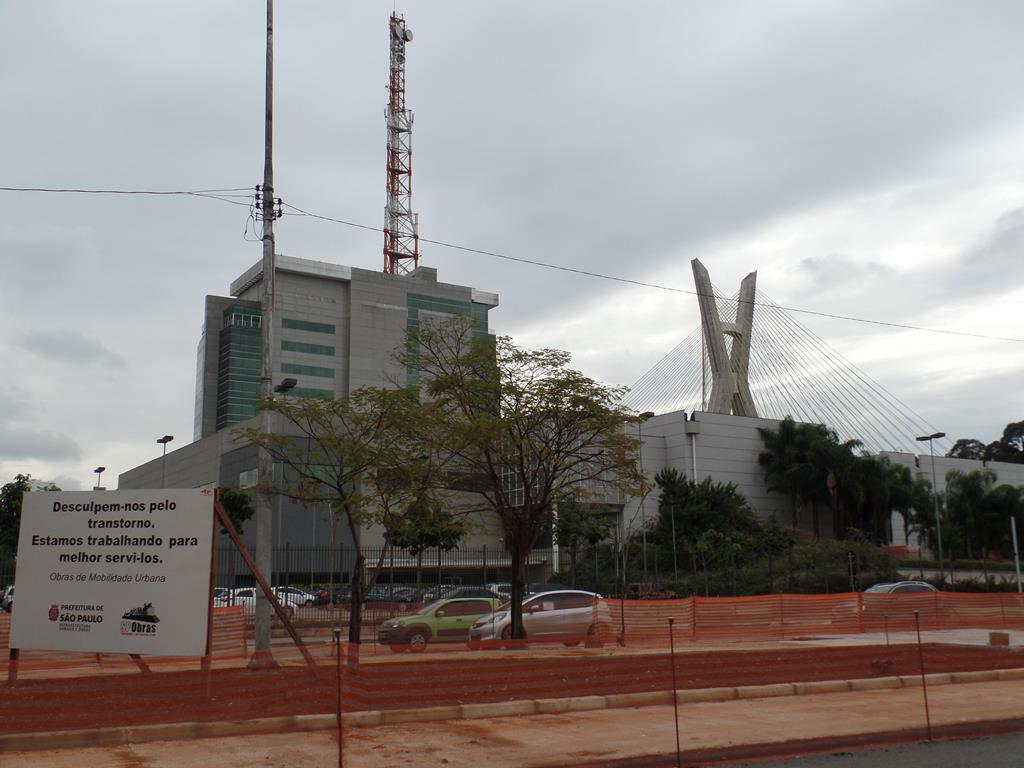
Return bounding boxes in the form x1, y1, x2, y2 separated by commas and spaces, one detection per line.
731, 730, 1024, 767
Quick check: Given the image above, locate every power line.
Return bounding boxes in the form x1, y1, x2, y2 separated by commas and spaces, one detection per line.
280, 201, 1024, 345
0, 185, 252, 195
4, 186, 1021, 344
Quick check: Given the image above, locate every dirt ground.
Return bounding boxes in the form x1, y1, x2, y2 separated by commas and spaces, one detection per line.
5, 677, 1024, 768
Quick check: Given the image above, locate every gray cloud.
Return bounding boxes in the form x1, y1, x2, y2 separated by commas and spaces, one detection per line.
0, 424, 81, 462
14, 330, 126, 368
0, 1, 1022, 482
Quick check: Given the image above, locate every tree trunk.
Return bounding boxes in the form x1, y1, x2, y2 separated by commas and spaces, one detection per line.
509, 536, 528, 639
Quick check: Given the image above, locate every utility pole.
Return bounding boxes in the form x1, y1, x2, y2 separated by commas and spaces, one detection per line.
253, 0, 277, 666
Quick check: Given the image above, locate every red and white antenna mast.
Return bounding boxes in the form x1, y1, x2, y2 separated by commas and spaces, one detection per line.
383, 13, 419, 275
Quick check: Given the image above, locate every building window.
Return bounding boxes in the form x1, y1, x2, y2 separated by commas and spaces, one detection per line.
282, 340, 335, 356
282, 318, 335, 335
282, 363, 335, 379
291, 387, 334, 399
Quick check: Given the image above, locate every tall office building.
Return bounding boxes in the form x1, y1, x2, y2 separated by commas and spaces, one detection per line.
194, 255, 498, 440
121, 256, 500, 549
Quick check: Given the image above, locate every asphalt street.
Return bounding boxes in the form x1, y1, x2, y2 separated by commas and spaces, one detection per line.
730, 731, 1024, 768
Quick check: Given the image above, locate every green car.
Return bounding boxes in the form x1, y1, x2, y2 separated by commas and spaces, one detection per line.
377, 597, 500, 651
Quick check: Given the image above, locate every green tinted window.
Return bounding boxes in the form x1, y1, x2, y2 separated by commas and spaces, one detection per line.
282, 340, 335, 356
282, 363, 334, 379
282, 318, 335, 335
291, 387, 334, 399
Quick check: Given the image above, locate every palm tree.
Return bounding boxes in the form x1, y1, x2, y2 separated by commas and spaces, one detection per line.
760, 417, 861, 538
758, 417, 805, 528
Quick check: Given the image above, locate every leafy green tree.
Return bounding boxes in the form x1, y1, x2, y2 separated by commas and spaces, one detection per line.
409, 318, 647, 638
388, 499, 469, 587
651, 469, 759, 590
839, 456, 921, 544
947, 438, 987, 460
945, 420, 1024, 464
758, 417, 861, 538
542, 496, 615, 587
944, 469, 997, 559
0, 474, 61, 557
238, 385, 448, 643
757, 417, 806, 527
217, 486, 255, 535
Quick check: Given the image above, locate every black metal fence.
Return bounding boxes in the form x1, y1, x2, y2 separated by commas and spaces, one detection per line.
215, 545, 559, 591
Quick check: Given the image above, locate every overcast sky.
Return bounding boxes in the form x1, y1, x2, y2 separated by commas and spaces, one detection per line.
1, 1, 1022, 490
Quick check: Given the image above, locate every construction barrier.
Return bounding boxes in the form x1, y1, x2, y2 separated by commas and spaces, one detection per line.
602, 591, 1024, 642
3, 593, 1024, 740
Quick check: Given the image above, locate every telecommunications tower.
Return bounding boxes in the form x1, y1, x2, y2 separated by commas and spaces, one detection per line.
383, 13, 420, 275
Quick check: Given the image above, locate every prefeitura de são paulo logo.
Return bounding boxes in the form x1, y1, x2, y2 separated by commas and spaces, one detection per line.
48, 604, 59, 622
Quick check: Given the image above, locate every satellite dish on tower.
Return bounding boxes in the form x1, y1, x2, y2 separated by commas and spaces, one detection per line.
404, 28, 413, 42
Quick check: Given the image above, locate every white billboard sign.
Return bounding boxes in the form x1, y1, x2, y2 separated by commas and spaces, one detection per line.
10, 489, 215, 656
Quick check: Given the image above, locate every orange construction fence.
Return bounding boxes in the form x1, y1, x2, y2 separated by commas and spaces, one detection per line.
602, 590, 1024, 642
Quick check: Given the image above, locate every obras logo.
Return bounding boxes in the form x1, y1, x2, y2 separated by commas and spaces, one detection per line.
120, 601, 161, 637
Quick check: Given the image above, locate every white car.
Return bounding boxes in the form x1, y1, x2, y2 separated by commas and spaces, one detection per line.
214, 587, 302, 616
274, 586, 315, 606
469, 589, 610, 645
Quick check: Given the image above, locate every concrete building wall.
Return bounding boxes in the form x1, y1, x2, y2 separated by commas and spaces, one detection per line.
624, 410, 793, 539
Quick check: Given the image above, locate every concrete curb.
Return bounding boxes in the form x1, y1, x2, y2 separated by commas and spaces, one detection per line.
4, 667, 1022, 753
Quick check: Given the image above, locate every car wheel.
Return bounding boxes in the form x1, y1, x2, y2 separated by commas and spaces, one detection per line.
500, 625, 513, 641
584, 623, 604, 648
408, 629, 429, 652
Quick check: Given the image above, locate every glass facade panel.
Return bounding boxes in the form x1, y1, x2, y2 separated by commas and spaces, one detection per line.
282, 340, 335, 356
282, 318, 335, 335
282, 363, 335, 378
291, 387, 334, 399
406, 293, 490, 387
216, 305, 262, 431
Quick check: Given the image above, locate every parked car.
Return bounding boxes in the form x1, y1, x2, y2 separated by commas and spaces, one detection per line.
440, 585, 501, 599
485, 582, 512, 599
469, 589, 610, 645
526, 583, 570, 595
831, 581, 941, 627
212, 587, 231, 602
312, 585, 352, 605
1, 585, 13, 613
865, 581, 937, 594
214, 587, 301, 616
418, 584, 457, 602
378, 597, 501, 651
274, 586, 315, 606
365, 585, 419, 603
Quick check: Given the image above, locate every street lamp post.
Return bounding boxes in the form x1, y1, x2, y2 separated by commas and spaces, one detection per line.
93, 466, 105, 491
915, 432, 946, 585
638, 411, 655, 583
157, 435, 174, 489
